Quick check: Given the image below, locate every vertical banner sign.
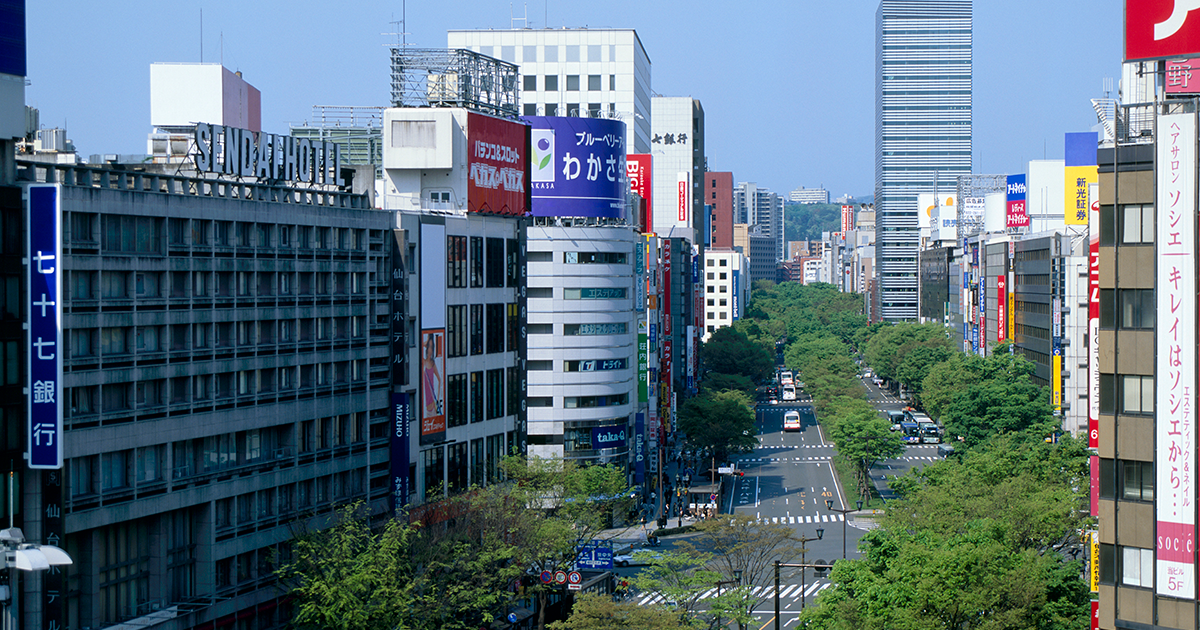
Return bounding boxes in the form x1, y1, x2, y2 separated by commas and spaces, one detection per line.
43, 469, 63, 630
389, 230, 410, 513
390, 393, 411, 514
634, 240, 646, 310
1064, 133, 1097, 226
996, 276, 1007, 343
516, 219, 529, 454
841, 205, 854, 234
419, 223, 447, 445
27, 185, 62, 470
732, 269, 740, 321
634, 412, 646, 486
1156, 112, 1196, 599
1006, 174, 1029, 228
1052, 296, 1062, 409
662, 240, 673, 396
1088, 189, 1101, 450
627, 154, 653, 232
677, 173, 690, 223
686, 327, 695, 391
638, 333, 649, 403
1088, 530, 1100, 592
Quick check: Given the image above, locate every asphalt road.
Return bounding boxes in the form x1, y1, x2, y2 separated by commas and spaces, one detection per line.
859, 376, 945, 499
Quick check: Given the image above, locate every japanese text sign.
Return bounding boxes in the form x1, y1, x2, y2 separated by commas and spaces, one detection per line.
525, 116, 626, 218
27, 185, 62, 469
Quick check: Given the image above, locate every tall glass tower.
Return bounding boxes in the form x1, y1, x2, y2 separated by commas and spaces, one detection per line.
875, 0, 972, 321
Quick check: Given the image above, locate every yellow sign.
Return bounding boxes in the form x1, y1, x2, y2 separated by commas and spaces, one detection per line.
1065, 165, 1097, 226
1089, 531, 1099, 592
1052, 354, 1062, 408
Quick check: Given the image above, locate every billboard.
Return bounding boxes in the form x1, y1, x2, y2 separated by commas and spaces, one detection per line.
995, 275, 1006, 343
628, 154, 653, 231
390, 393, 411, 513
634, 412, 645, 485
732, 269, 740, 321
841, 205, 854, 234
1167, 56, 1200, 93
677, 172, 691, 223
27, 185, 62, 470
1156, 112, 1196, 600
525, 116, 626, 217
1126, 0, 1200, 61
420, 222, 447, 444
918, 193, 957, 230
467, 112, 529, 216
1006, 174, 1029, 228
1064, 133, 1097, 226
591, 425, 627, 449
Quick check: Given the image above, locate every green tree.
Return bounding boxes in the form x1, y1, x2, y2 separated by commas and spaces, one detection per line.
626, 550, 721, 624
548, 592, 695, 630
920, 352, 984, 421
700, 326, 774, 383
676, 389, 758, 463
940, 351, 1055, 447
895, 343, 953, 403
825, 405, 905, 502
699, 372, 756, 396
862, 322, 953, 384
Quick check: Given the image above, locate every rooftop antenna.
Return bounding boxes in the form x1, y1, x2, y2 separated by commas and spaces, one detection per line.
1103, 77, 1114, 99
383, 2, 410, 50
200, 8, 203, 63
511, 2, 528, 29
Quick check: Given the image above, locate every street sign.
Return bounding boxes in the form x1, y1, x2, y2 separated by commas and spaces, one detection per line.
567, 571, 583, 591
540, 571, 553, 584
575, 540, 614, 570
554, 570, 567, 585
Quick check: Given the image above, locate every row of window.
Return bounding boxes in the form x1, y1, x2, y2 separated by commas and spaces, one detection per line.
215, 471, 366, 532
1097, 544, 1153, 589
69, 269, 366, 301
1098, 289, 1153, 330
69, 318, 367, 358
67, 362, 368, 415
522, 103, 616, 118
1097, 458, 1154, 502
421, 432, 512, 499
446, 367, 521, 427
524, 74, 616, 92
447, 235, 519, 289
71, 214, 369, 253
1098, 204, 1154, 246
447, 303, 518, 357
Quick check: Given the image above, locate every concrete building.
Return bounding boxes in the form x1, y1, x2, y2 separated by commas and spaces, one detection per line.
705, 171, 735, 249
734, 183, 784, 264
874, 0, 973, 320
701, 249, 748, 341
447, 28, 652, 153
733, 223, 776, 289
789, 187, 829, 204
650, 96, 705, 245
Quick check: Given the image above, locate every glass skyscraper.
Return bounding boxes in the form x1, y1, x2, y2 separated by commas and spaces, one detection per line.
875, 0, 972, 321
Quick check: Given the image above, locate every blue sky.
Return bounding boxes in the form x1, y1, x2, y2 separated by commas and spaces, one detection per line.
27, 1, 1122, 198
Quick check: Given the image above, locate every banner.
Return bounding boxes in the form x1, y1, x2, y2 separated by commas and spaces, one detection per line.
390, 393, 411, 513
467, 112, 529, 216
996, 276, 1007, 343
27, 185, 62, 470
1156, 112, 1196, 599
526, 116, 626, 217
627, 154, 652, 232
634, 412, 646, 485
1006, 174, 1029, 228
1064, 133, 1097, 226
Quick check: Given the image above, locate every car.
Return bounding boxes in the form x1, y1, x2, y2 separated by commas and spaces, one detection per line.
862, 369, 873, 379
769, 398, 778, 405
614, 550, 662, 567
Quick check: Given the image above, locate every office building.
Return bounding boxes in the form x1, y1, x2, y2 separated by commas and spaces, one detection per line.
789, 187, 829, 204
651, 96, 706, 245
701, 249, 748, 341
734, 182, 784, 263
706, 172, 735, 249
875, 0, 972, 320
733, 223, 776, 289
446, 28, 652, 153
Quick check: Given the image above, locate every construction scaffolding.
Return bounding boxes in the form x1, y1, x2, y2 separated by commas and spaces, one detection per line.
955, 174, 1008, 240
290, 106, 385, 177
389, 48, 520, 119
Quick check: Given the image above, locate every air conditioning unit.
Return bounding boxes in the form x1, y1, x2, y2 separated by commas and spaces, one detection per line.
428, 73, 459, 104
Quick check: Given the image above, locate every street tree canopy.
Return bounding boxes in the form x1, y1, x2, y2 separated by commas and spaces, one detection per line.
700, 326, 775, 383
938, 349, 1056, 447
548, 593, 696, 630
676, 389, 758, 463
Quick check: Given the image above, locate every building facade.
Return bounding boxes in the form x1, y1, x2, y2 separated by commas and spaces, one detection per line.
874, 0, 973, 320
701, 249, 748, 341
788, 187, 829, 204
705, 171, 735, 249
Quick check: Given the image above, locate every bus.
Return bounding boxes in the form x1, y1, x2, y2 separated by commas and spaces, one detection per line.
783, 410, 801, 431
905, 411, 941, 444
780, 370, 793, 384
782, 384, 797, 401
899, 422, 921, 444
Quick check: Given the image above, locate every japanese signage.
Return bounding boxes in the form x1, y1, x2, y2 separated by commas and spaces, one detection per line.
919, 193, 957, 230
591, 425, 627, 449
686, 326, 695, 391
1052, 296, 1062, 409
677, 172, 690, 223
628, 154, 653, 232
420, 222, 447, 445
638, 334, 649, 403
1126, 0, 1200, 61
576, 540, 614, 570
996, 276, 1007, 343
732, 269, 740, 321
194, 123, 345, 186
1006, 174, 1029, 228
1088, 530, 1100, 592
634, 239, 646, 310
525, 116, 626, 217
841, 205, 854, 234
1167, 56, 1200, 93
1064, 133, 1097, 226
634, 412, 645, 485
390, 393, 411, 514
1088, 187, 1101, 452
467, 112, 529, 217
651, 131, 689, 146
1156, 112, 1196, 599
27, 185, 62, 469
43, 469, 64, 630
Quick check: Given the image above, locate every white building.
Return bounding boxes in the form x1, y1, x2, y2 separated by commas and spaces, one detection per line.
447, 28, 652, 153
789, 187, 829, 204
702, 249, 749, 341
650, 96, 705, 244
525, 223, 639, 464
735, 182, 784, 263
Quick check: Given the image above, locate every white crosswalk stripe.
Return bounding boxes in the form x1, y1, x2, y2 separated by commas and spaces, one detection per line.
635, 581, 833, 605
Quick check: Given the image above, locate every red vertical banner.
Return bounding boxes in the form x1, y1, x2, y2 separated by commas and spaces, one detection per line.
1091, 600, 1099, 630
996, 276, 1007, 343
1088, 226, 1100, 450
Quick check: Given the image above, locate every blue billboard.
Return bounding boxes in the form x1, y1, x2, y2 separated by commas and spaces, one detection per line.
28, 185, 62, 469
592, 425, 627, 449
576, 540, 613, 570
732, 269, 740, 321
524, 116, 626, 218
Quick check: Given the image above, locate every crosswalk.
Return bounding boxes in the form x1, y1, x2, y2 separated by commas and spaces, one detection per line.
635, 580, 832, 606
756, 444, 831, 450
738, 456, 833, 463
757, 514, 844, 524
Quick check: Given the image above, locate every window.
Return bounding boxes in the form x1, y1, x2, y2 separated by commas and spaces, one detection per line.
486, 304, 505, 353
1122, 546, 1154, 588
544, 75, 558, 91
1121, 375, 1154, 414
1119, 289, 1154, 329
470, 237, 484, 288
508, 367, 521, 416
523, 75, 537, 91
545, 103, 558, 116
527, 287, 552, 298
524, 104, 537, 117
588, 75, 601, 91
1120, 204, 1154, 244
448, 374, 468, 428
470, 304, 484, 355
566, 75, 580, 91
564, 251, 626, 264
610, 74, 616, 90
448, 305, 468, 358
1121, 460, 1154, 501
588, 103, 601, 117
508, 303, 519, 351
528, 323, 553, 335
567, 104, 580, 116
1099, 205, 1115, 246
423, 447, 444, 498
486, 238, 505, 287
487, 369, 504, 419
563, 288, 626, 300
447, 235, 467, 288
563, 394, 628, 408
471, 371, 484, 423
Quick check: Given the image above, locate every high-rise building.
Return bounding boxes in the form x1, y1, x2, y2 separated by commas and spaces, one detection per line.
651, 96, 705, 245
706, 172, 735, 249
701, 249, 749, 341
734, 183, 784, 263
875, 0, 972, 321
446, 29, 651, 153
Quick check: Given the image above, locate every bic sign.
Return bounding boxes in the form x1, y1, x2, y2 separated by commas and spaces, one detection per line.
1126, 0, 1200, 61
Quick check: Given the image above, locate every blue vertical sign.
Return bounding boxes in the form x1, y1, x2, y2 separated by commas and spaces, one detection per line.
731, 269, 740, 321
28, 185, 62, 469
634, 412, 645, 485
390, 393, 411, 513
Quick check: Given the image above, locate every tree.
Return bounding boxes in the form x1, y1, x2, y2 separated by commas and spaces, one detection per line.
940, 351, 1056, 447
676, 389, 758, 464
895, 343, 953, 402
920, 352, 984, 421
548, 593, 695, 630
626, 550, 722, 624
862, 322, 953, 384
700, 326, 774, 383
825, 406, 905, 502
699, 372, 756, 396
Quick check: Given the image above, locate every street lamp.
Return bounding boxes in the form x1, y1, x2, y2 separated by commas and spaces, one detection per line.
826, 498, 863, 560
0, 527, 72, 630
715, 569, 743, 629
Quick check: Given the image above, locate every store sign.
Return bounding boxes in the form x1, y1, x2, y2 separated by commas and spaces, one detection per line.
1126, 0, 1200, 61
628, 154, 653, 231
194, 123, 344, 186
1006, 174, 1029, 228
1156, 112, 1196, 600
634, 413, 645, 485
677, 173, 690, 222
1064, 133, 1097, 226
27, 185, 62, 470
468, 113, 529, 216
591, 426, 627, 449
996, 276, 1007, 343
390, 393, 411, 514
1167, 56, 1200, 93
526, 116, 625, 217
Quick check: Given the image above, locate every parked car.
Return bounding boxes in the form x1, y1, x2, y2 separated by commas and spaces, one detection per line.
614, 550, 662, 567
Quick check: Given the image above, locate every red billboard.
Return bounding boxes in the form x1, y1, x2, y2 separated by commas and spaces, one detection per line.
467, 112, 529, 216
627, 154, 653, 232
996, 276, 1007, 343
841, 205, 854, 234
1126, 0, 1200, 61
